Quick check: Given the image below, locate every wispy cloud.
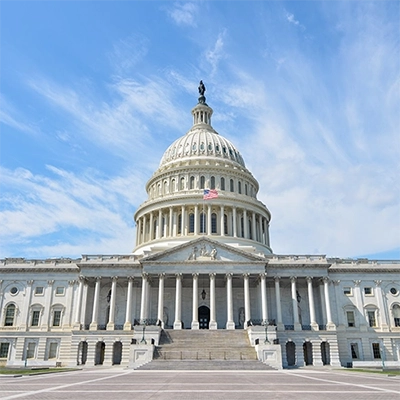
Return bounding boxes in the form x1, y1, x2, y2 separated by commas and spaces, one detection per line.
205, 31, 226, 77
167, 2, 198, 27
285, 10, 305, 30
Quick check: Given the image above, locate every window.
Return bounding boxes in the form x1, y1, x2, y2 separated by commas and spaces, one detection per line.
190, 176, 195, 190
211, 213, 217, 233
48, 342, 58, 359
26, 342, 36, 359
346, 311, 355, 327
200, 176, 205, 189
171, 179, 175, 193
245, 184, 248, 195
367, 310, 377, 327
189, 213, 194, 233
55, 287, 65, 296
364, 287, 373, 295
390, 287, 398, 295
0, 343, 10, 359
178, 214, 182, 234
220, 177, 225, 191
238, 181, 242, 194
4, 304, 16, 326
180, 177, 185, 190
343, 287, 352, 296
210, 176, 215, 189
200, 212, 206, 233
230, 179, 234, 192
350, 343, 359, 359
224, 214, 228, 235
393, 304, 400, 327
53, 311, 62, 327
35, 287, 44, 295
10, 287, 18, 295
372, 343, 381, 359
31, 310, 40, 327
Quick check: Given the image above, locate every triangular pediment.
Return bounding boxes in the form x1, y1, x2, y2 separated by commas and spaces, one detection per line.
141, 237, 265, 264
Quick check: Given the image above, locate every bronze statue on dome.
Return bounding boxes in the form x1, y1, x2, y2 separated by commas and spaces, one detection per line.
198, 80, 206, 96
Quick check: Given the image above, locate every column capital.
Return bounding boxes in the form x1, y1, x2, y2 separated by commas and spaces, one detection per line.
290, 276, 297, 282
306, 276, 313, 283
158, 273, 165, 279
374, 280, 382, 287
68, 280, 76, 286
332, 279, 341, 286
209, 272, 216, 279
47, 280, 55, 286
175, 273, 182, 279
95, 276, 102, 282
259, 273, 267, 279
192, 273, 199, 279
353, 279, 361, 286
127, 276, 134, 282
226, 273, 233, 279
142, 272, 149, 279
243, 273, 250, 279
27, 280, 34, 286
111, 276, 118, 282
274, 276, 281, 282
78, 275, 86, 282
322, 276, 330, 283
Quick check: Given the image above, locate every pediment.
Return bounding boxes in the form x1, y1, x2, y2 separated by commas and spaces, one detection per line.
141, 237, 265, 265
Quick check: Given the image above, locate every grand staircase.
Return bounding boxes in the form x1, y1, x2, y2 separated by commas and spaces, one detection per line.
137, 329, 274, 370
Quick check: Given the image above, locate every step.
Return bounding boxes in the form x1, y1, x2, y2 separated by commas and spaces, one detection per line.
137, 360, 275, 370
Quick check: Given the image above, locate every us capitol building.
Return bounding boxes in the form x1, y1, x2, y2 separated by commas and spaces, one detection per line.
1, 83, 399, 370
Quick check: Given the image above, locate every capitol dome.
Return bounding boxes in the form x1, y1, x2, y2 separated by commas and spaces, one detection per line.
133, 89, 272, 257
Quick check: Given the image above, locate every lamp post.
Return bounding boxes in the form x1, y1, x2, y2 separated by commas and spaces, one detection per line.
140, 323, 147, 344
263, 320, 270, 344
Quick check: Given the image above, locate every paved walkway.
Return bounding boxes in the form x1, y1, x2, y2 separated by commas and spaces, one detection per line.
0, 368, 399, 399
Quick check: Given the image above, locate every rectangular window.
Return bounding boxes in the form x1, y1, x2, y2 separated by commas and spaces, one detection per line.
395, 317, 400, 327
343, 287, 352, 296
346, 311, 355, 327
52, 311, 61, 327
367, 310, 377, 327
26, 342, 36, 359
55, 287, 65, 296
372, 343, 381, 359
35, 286, 44, 295
350, 343, 359, 359
0, 343, 10, 359
31, 310, 40, 326
364, 287, 373, 295
48, 343, 58, 359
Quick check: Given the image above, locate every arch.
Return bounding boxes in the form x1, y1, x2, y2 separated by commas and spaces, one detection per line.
230, 179, 234, 192
163, 180, 168, 195
220, 177, 225, 191
180, 177, 185, 190
190, 176, 195, 190
392, 303, 400, 327
200, 212, 206, 233
95, 341, 105, 365
77, 341, 88, 365
224, 214, 228, 235
245, 183, 248, 195
210, 176, 216, 189
321, 341, 330, 365
177, 214, 182, 234
189, 213, 195, 233
211, 213, 217, 233
199, 306, 210, 329
303, 341, 313, 365
171, 179, 175, 193
113, 341, 122, 365
4, 304, 16, 326
200, 176, 205, 189
238, 181, 242, 194
286, 341, 296, 366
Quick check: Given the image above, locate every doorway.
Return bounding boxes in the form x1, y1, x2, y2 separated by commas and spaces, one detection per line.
321, 341, 330, 365
113, 341, 122, 365
77, 341, 88, 365
199, 305, 210, 329
95, 341, 105, 365
303, 341, 313, 365
286, 341, 296, 366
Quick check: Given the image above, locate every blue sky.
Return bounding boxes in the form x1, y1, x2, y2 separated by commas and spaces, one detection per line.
0, 1, 399, 260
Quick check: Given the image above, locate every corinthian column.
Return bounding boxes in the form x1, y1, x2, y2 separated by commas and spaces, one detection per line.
226, 273, 235, 329
107, 277, 118, 330
322, 277, 336, 330
274, 276, 284, 330
290, 276, 302, 331
260, 273, 268, 323
243, 274, 251, 327
192, 273, 199, 329
174, 274, 182, 329
90, 277, 101, 330
124, 277, 134, 330
157, 274, 165, 328
306, 276, 318, 331
209, 273, 217, 329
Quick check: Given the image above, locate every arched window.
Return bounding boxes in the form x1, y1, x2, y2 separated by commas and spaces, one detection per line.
200, 212, 206, 233
190, 176, 195, 190
178, 214, 182, 234
4, 304, 16, 326
211, 213, 217, 233
189, 213, 195, 233
210, 176, 215, 189
245, 184, 248, 195
153, 219, 157, 239
224, 214, 228, 235
221, 177, 225, 191
161, 216, 165, 237
230, 179, 234, 192
393, 304, 400, 327
180, 177, 185, 190
240, 217, 244, 238
200, 176, 205, 189
163, 181, 168, 195
171, 179, 175, 193
238, 181, 242, 194
248, 218, 252, 239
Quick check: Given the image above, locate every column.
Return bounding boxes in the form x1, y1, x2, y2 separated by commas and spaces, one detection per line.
233, 207, 237, 237
220, 205, 225, 236
149, 212, 154, 240
322, 277, 335, 330
260, 274, 268, 323
191, 273, 199, 329
107, 276, 118, 330
73, 276, 85, 329
263, 219, 268, 245
374, 280, 389, 331
157, 209, 162, 239
157, 274, 165, 328
207, 204, 212, 235
90, 277, 101, 330
306, 277, 318, 330
226, 273, 235, 329
243, 209, 248, 238
174, 274, 182, 329
290, 276, 301, 331
41, 280, 54, 330
169, 207, 173, 237
173, 210, 178, 236
252, 212, 256, 241
140, 273, 148, 323
243, 274, 251, 327
194, 204, 199, 235
63, 280, 75, 328
181, 205, 186, 235
124, 277, 134, 330
209, 273, 217, 329
137, 218, 142, 246
81, 280, 89, 327
19, 280, 34, 330
142, 215, 147, 243
274, 276, 284, 330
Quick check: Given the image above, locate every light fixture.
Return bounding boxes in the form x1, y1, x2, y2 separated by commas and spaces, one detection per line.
201, 288, 206, 300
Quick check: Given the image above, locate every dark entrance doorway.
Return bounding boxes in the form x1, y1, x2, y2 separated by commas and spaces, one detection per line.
303, 341, 313, 365
286, 341, 296, 366
95, 341, 105, 365
321, 341, 330, 365
77, 341, 88, 365
199, 305, 210, 329
113, 342, 122, 365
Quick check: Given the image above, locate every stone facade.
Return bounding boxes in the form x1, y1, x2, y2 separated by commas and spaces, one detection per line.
1, 93, 399, 369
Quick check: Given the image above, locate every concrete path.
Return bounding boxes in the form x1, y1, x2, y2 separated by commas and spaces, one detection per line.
0, 368, 399, 399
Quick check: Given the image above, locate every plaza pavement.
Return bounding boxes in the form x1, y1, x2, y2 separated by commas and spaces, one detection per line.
0, 368, 399, 400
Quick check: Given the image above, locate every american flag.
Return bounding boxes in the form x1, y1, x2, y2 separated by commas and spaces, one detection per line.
203, 189, 218, 200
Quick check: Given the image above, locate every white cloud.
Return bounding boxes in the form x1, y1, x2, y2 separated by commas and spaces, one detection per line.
168, 2, 198, 27
205, 32, 226, 77
285, 10, 305, 30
